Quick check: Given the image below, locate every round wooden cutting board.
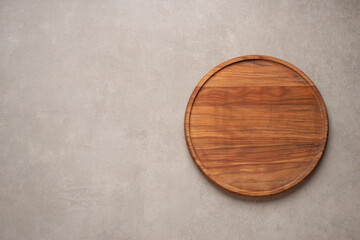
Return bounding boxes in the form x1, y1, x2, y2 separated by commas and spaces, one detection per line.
185, 55, 328, 196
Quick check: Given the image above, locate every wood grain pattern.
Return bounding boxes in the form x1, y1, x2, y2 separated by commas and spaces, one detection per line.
184, 55, 328, 196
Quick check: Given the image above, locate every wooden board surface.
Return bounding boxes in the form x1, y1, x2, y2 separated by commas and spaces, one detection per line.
184, 55, 328, 196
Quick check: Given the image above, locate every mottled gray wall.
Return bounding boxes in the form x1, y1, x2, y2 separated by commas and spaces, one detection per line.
0, 0, 359, 239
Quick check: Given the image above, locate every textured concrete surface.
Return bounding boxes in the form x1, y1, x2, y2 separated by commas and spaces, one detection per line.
0, 0, 359, 239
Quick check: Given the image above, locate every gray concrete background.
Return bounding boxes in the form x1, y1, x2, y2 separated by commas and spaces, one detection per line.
0, 0, 359, 239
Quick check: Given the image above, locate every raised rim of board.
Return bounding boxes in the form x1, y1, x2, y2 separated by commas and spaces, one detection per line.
184, 55, 329, 197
